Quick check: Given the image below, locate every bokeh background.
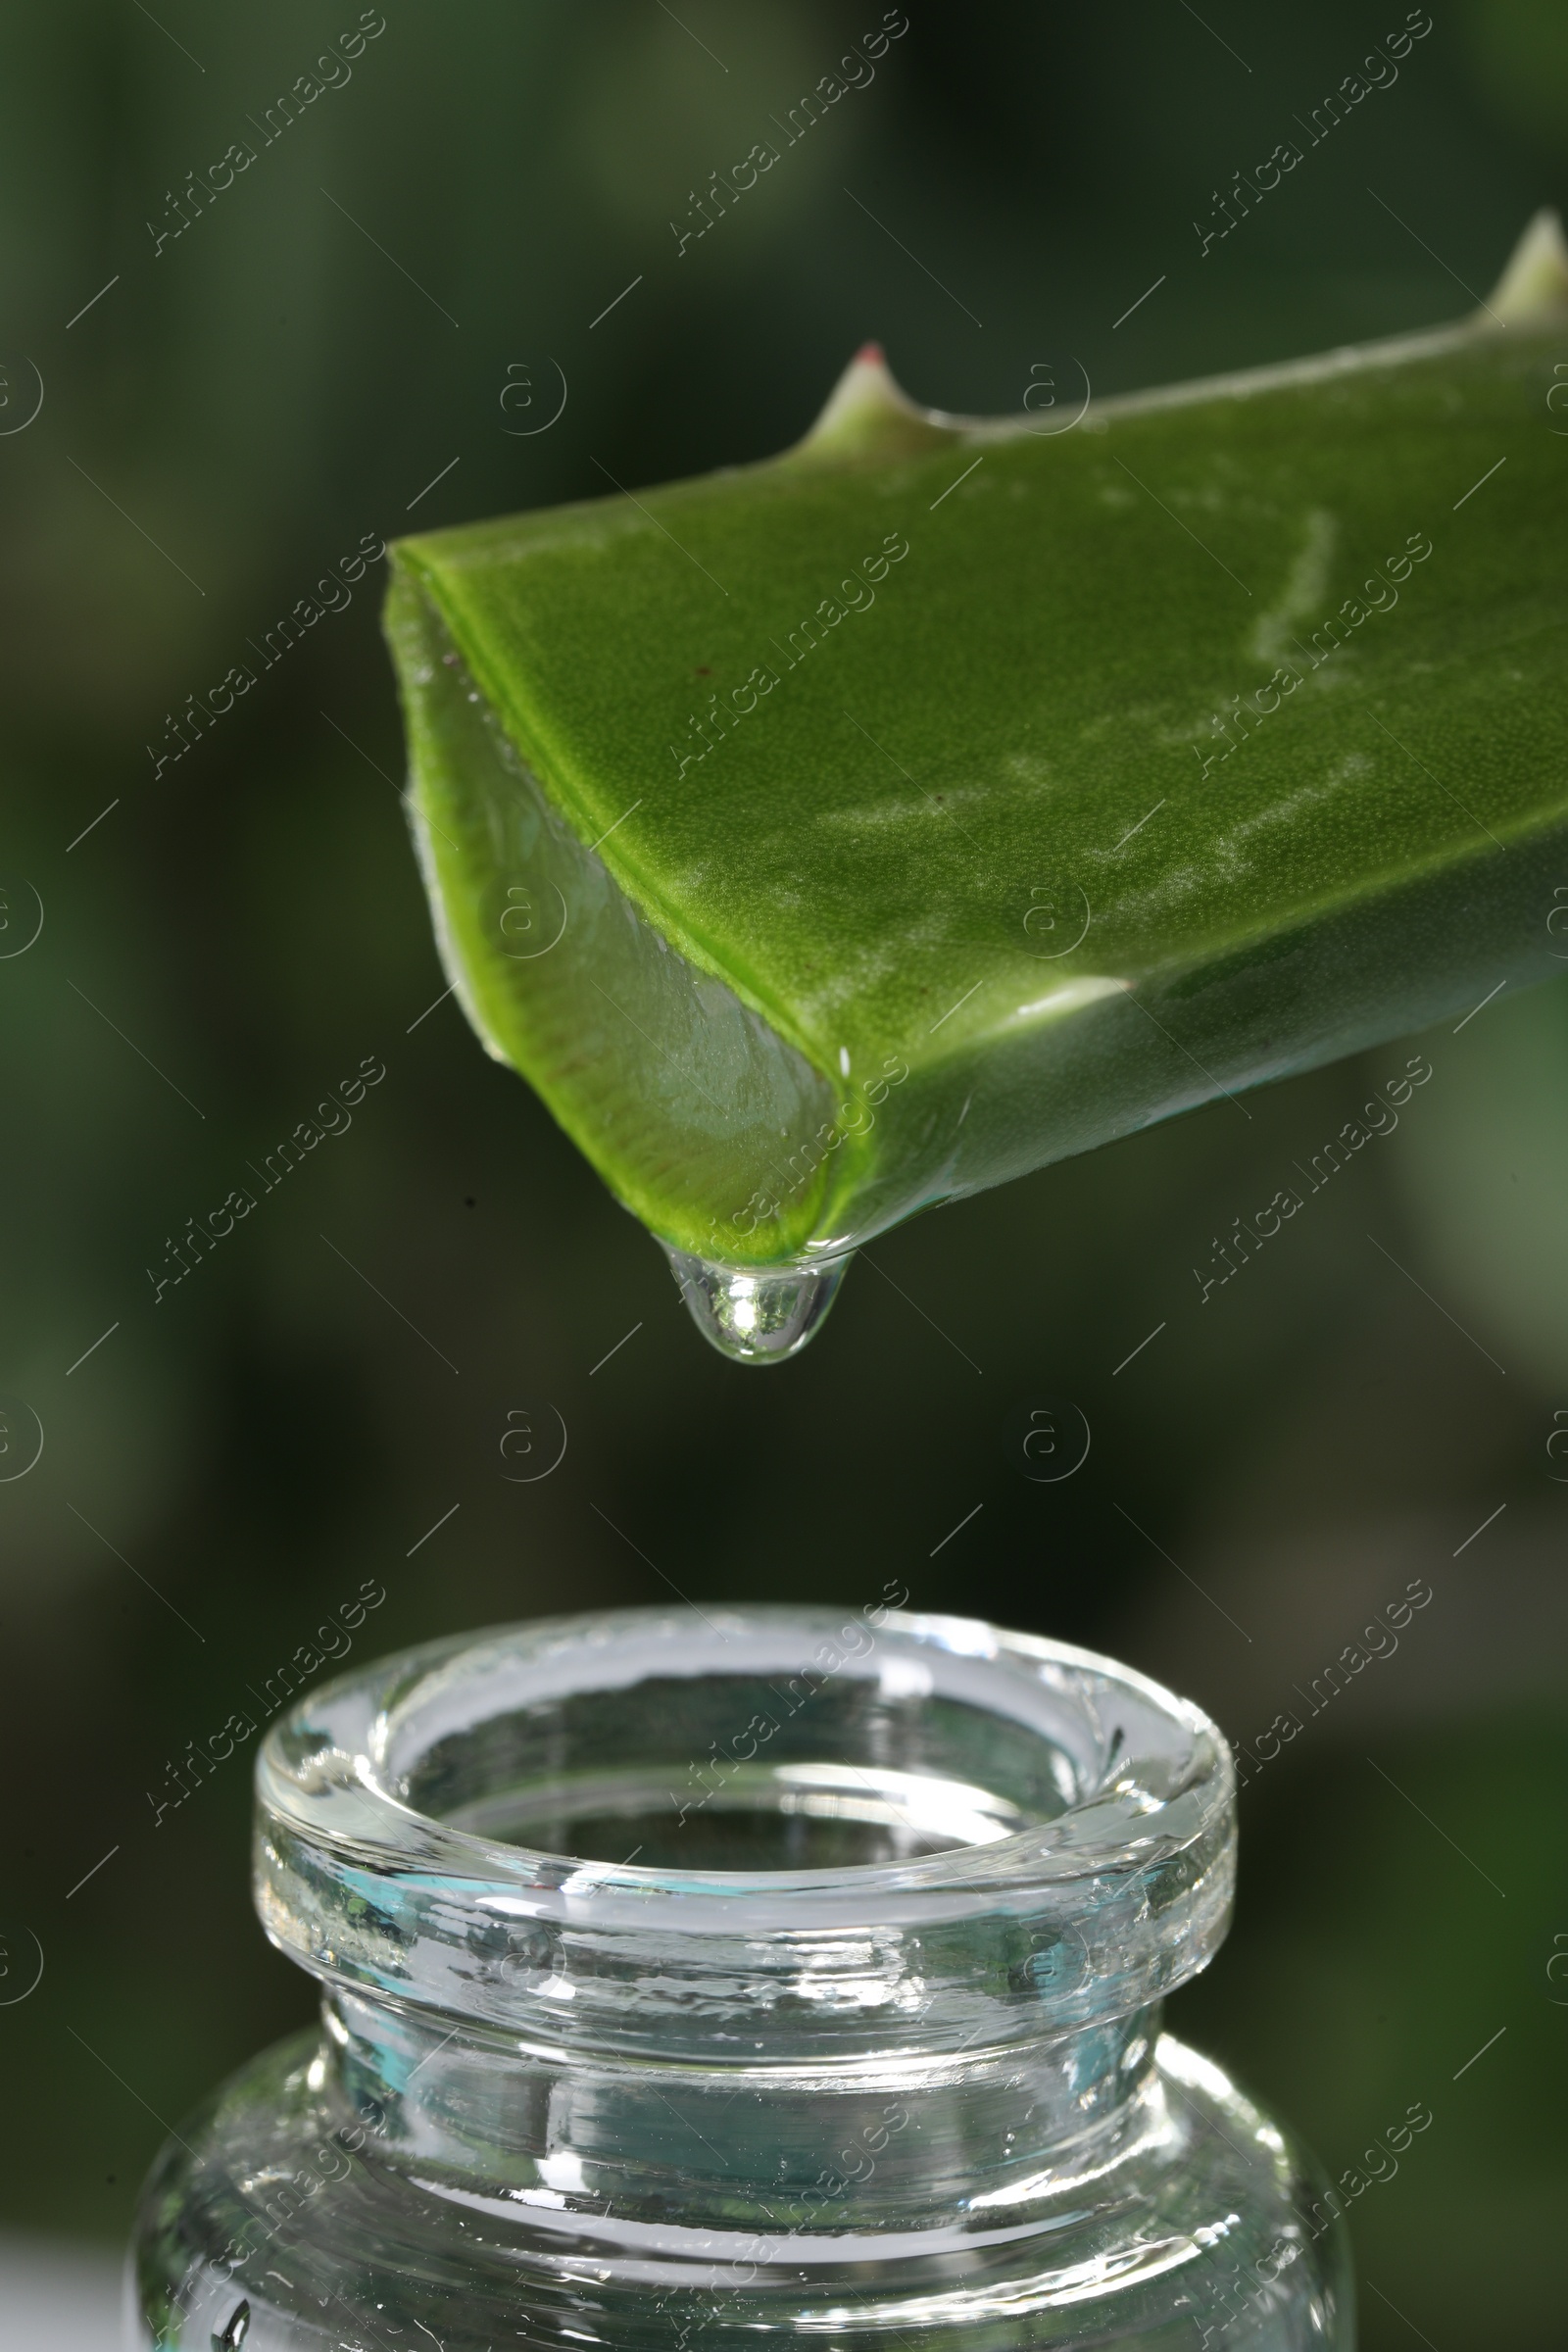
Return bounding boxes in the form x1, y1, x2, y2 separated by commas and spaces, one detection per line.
3, 2, 1568, 2343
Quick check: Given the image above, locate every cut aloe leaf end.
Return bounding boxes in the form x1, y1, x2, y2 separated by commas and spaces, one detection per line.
387, 213, 1568, 1363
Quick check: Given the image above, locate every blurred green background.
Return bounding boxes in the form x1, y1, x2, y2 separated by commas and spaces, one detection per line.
2, 2, 1566, 2342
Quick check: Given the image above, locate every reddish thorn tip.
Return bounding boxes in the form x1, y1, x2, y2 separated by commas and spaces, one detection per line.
855, 340, 885, 366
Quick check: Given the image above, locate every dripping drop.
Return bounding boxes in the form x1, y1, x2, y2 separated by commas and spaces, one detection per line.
662, 1246, 854, 1364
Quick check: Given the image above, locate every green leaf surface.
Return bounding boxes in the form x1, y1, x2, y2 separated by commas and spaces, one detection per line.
386, 216, 1568, 1353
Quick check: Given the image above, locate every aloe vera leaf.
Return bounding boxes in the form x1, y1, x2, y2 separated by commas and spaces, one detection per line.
386, 213, 1568, 1345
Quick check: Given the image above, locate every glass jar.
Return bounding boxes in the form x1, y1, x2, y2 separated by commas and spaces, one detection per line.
132, 1603, 1350, 2348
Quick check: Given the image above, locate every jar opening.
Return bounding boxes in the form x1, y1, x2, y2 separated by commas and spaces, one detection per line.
403, 1667, 1081, 1870
257, 1608, 1234, 2047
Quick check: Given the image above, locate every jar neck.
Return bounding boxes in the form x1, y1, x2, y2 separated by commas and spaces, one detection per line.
323, 1984, 1169, 2232
257, 1606, 1235, 2243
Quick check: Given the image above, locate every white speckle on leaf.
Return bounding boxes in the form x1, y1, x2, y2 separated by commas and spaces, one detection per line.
1251, 509, 1338, 670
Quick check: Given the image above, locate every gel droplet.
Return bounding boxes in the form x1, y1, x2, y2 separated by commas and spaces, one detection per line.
663, 1248, 853, 1363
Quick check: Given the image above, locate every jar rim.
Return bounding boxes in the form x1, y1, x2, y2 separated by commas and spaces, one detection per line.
257, 1606, 1232, 1949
